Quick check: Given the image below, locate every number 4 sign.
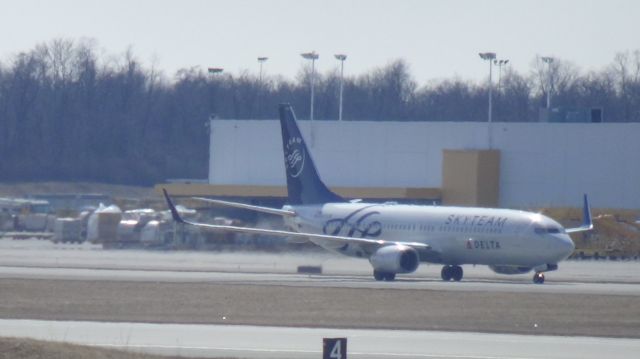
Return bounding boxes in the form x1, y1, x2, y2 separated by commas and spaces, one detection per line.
323, 337, 347, 359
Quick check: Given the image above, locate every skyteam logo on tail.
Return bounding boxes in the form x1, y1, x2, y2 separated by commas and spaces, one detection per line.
285, 137, 305, 178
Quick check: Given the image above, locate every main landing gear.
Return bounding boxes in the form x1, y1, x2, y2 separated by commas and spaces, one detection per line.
373, 270, 396, 281
533, 272, 545, 284
441, 265, 463, 281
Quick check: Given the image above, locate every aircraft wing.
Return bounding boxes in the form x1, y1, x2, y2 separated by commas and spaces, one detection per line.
192, 197, 296, 217
164, 189, 430, 252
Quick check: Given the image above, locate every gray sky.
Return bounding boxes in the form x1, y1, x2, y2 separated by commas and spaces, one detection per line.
1, 0, 638, 84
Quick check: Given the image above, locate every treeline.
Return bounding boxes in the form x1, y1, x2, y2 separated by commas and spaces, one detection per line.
0, 39, 639, 185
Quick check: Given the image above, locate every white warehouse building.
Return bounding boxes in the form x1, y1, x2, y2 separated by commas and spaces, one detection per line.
199, 119, 640, 210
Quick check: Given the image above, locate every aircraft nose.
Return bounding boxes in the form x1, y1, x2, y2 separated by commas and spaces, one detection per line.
558, 234, 575, 259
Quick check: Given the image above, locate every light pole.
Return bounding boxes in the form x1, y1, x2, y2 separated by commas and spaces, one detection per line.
541, 56, 554, 109
207, 67, 224, 190
479, 52, 496, 149
493, 59, 509, 90
334, 54, 347, 121
301, 51, 319, 122
207, 67, 224, 115
257, 57, 268, 84
256, 57, 268, 117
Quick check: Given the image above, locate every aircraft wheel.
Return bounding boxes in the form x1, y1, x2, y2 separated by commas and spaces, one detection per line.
374, 270, 396, 281
533, 272, 545, 284
452, 265, 464, 281
441, 266, 453, 281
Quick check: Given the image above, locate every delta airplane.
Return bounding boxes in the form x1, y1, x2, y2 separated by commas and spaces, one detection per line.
163, 104, 593, 284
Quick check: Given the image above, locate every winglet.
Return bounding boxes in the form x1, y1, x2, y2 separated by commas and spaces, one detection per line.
582, 193, 593, 230
162, 188, 186, 224
566, 194, 593, 233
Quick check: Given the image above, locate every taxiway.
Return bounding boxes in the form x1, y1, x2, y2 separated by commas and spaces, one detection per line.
2, 319, 639, 359
1, 239, 639, 358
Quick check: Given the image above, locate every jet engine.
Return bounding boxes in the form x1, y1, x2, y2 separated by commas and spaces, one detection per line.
534, 263, 558, 272
369, 245, 419, 274
489, 265, 532, 275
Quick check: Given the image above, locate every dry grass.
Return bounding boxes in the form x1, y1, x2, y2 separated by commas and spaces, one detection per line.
541, 207, 640, 256
1, 278, 639, 338
0, 337, 229, 359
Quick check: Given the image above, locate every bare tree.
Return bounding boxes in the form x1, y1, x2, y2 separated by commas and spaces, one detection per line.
531, 55, 580, 109
0, 40, 639, 184
610, 50, 640, 121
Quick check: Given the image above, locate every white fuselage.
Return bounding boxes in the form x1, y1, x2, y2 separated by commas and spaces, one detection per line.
283, 202, 575, 269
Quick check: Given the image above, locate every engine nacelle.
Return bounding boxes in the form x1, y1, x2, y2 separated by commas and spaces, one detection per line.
489, 265, 532, 275
534, 263, 558, 272
369, 245, 419, 274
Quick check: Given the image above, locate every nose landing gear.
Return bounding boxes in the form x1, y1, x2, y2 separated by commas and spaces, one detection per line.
533, 272, 545, 284
441, 265, 463, 281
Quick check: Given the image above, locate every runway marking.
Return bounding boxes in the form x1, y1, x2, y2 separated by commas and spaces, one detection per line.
90, 343, 535, 359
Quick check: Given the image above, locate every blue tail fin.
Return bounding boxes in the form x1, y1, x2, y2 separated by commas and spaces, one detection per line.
279, 104, 344, 205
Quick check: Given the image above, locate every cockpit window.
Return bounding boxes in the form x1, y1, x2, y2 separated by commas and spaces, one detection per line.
534, 226, 564, 235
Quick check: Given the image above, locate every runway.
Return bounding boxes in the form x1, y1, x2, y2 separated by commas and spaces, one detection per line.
1, 239, 640, 358
1, 239, 640, 294
2, 319, 639, 359
1, 265, 639, 296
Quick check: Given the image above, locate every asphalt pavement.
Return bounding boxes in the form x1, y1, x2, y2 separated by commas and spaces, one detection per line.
2, 319, 639, 359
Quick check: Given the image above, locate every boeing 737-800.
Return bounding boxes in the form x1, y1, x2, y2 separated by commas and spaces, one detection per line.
163, 104, 593, 284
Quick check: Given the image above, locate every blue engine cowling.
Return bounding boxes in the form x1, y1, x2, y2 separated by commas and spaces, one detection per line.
369, 245, 420, 274
489, 265, 532, 275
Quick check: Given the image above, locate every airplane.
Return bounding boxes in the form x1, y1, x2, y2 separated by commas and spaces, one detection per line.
163, 103, 593, 284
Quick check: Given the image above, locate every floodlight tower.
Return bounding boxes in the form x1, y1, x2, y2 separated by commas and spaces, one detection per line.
207, 67, 224, 116
493, 59, 509, 90
479, 52, 496, 149
334, 54, 347, 121
479, 52, 496, 123
301, 51, 319, 122
257, 57, 268, 84
541, 56, 554, 109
